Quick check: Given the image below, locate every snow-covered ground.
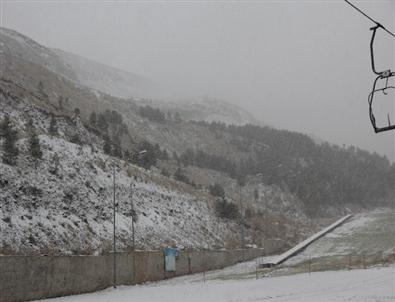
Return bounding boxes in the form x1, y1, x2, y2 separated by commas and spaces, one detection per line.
284, 210, 395, 266
37, 265, 395, 302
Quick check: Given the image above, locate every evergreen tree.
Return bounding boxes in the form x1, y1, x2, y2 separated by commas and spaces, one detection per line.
0, 115, 9, 137
124, 150, 130, 161
37, 81, 44, 94
49, 154, 60, 175
138, 105, 166, 123
1, 115, 19, 165
215, 199, 239, 220
97, 113, 109, 133
112, 143, 123, 159
209, 183, 226, 199
70, 133, 82, 145
254, 188, 259, 200
174, 167, 189, 183
49, 114, 58, 136
161, 168, 170, 177
74, 108, 80, 117
103, 137, 112, 155
89, 111, 97, 127
161, 149, 169, 160
27, 119, 42, 159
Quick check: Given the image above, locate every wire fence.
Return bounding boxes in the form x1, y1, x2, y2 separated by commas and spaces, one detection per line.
258, 251, 395, 277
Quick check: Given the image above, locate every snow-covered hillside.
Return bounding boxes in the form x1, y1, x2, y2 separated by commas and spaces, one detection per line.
0, 99, 241, 254
0, 88, 311, 255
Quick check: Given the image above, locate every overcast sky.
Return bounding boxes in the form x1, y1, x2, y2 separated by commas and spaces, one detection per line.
1, 0, 394, 161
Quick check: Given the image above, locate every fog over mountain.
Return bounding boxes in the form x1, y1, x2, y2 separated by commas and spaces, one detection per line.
1, 1, 394, 161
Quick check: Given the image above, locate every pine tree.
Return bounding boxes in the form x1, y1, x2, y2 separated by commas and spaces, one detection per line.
0, 115, 9, 137
254, 188, 259, 200
124, 150, 131, 161
28, 119, 42, 159
74, 108, 80, 116
209, 183, 225, 199
49, 114, 58, 136
97, 113, 109, 133
103, 137, 112, 155
70, 133, 82, 145
2, 115, 19, 166
37, 81, 44, 94
89, 111, 97, 127
112, 143, 123, 159
49, 154, 60, 175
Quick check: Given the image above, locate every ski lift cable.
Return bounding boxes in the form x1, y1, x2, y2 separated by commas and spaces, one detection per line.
344, 0, 395, 38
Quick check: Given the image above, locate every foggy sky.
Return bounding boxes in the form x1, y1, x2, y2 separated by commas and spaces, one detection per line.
1, 0, 394, 161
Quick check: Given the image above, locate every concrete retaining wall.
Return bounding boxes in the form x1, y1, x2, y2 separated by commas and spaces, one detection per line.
0, 246, 282, 302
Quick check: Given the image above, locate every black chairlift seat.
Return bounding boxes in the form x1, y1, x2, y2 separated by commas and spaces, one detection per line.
368, 77, 395, 133
367, 24, 395, 133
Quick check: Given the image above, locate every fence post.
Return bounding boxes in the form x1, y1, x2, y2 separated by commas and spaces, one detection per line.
255, 258, 258, 280
362, 252, 366, 269
202, 257, 207, 283
348, 254, 352, 270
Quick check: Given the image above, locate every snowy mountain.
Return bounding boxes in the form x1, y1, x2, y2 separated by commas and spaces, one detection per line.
53, 48, 165, 100
0, 27, 77, 81
54, 48, 261, 126
0, 26, 261, 127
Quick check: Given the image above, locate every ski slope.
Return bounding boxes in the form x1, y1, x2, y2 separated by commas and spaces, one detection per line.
37, 265, 395, 302
265, 214, 352, 266
285, 210, 395, 266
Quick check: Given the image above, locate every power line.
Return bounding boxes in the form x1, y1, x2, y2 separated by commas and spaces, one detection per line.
344, 0, 395, 38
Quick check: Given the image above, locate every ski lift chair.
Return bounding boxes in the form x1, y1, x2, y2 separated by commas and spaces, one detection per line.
368, 24, 395, 133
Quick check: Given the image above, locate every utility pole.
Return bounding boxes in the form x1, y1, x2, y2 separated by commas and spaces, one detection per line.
108, 149, 146, 289
239, 183, 245, 250
131, 188, 135, 251
130, 185, 136, 282
128, 150, 146, 283
112, 165, 117, 289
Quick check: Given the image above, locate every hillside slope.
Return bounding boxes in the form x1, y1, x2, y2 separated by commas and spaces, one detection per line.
0, 83, 310, 255
0, 93, 235, 254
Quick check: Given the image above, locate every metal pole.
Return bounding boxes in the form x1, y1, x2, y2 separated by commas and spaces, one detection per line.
131, 186, 136, 282
113, 166, 116, 289
239, 184, 244, 250
131, 190, 135, 251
